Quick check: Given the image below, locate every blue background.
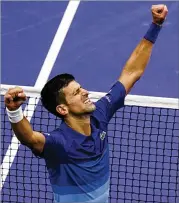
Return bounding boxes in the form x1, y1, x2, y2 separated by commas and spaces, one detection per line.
2, 1, 179, 97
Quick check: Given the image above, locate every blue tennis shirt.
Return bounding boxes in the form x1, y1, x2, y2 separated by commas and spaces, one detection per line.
41, 81, 126, 203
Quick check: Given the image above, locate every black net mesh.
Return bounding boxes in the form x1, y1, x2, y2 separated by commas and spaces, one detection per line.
1, 95, 179, 203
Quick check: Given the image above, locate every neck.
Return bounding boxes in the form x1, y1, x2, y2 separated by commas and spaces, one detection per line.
65, 114, 91, 136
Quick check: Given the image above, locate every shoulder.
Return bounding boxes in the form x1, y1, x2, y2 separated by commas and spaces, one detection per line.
94, 81, 126, 109
44, 128, 61, 140
41, 127, 68, 164
44, 127, 67, 146
91, 81, 126, 126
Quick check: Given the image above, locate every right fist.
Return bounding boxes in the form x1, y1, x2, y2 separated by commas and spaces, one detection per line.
151, 4, 168, 25
4, 87, 27, 111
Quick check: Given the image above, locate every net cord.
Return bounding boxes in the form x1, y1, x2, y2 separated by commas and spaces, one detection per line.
1, 84, 178, 109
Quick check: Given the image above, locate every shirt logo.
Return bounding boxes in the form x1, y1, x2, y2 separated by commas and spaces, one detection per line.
44, 133, 50, 136
100, 131, 106, 140
105, 95, 111, 103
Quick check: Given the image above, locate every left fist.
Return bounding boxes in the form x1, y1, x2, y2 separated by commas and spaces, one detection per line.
151, 4, 168, 25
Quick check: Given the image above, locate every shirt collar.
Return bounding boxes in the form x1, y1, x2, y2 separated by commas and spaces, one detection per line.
60, 120, 97, 142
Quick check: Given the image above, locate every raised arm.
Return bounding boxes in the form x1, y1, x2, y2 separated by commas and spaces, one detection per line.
119, 4, 168, 94
4, 87, 45, 155
93, 5, 168, 124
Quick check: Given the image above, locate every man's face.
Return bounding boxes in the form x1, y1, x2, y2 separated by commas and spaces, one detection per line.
62, 81, 96, 116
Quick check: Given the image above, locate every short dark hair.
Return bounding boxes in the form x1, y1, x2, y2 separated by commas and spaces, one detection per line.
41, 73, 75, 118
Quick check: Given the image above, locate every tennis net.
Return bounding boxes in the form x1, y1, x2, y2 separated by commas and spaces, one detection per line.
1, 85, 179, 203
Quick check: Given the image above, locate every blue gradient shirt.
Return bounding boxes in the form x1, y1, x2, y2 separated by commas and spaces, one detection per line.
41, 81, 126, 203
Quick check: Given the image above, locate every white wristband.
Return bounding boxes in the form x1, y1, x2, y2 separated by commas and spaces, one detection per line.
6, 106, 24, 123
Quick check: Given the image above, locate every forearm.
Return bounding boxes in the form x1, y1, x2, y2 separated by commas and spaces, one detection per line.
11, 116, 34, 145
119, 22, 162, 94
5, 88, 45, 154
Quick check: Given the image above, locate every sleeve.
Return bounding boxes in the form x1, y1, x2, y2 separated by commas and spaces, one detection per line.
93, 81, 126, 124
39, 132, 66, 167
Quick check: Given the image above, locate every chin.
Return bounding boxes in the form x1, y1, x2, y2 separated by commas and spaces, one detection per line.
70, 104, 96, 116
86, 103, 96, 113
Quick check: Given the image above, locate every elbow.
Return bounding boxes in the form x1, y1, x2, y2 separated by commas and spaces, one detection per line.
20, 140, 26, 146
20, 139, 33, 149
17, 133, 35, 148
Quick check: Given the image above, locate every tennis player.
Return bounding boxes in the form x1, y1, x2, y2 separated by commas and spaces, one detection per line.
4, 4, 168, 203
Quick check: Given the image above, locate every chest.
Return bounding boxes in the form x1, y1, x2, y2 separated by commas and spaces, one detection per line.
67, 129, 108, 160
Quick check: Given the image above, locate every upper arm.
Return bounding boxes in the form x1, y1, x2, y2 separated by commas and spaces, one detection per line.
93, 81, 126, 124
118, 39, 153, 94
118, 71, 141, 94
32, 130, 66, 166
29, 131, 46, 156
30, 131, 63, 158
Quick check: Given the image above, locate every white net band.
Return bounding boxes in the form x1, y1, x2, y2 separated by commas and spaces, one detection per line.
1, 84, 178, 109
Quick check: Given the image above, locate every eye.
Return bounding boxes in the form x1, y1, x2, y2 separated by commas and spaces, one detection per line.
74, 87, 81, 95
74, 91, 78, 95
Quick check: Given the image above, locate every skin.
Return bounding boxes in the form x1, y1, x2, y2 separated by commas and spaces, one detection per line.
4, 4, 168, 155
56, 80, 96, 136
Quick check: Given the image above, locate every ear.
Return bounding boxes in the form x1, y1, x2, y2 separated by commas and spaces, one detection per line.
56, 104, 68, 116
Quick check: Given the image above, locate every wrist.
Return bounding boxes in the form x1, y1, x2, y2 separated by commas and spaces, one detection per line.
6, 106, 24, 123
152, 21, 163, 27
144, 22, 162, 44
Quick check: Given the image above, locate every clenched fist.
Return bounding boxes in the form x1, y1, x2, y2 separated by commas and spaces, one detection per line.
151, 4, 168, 25
4, 87, 27, 111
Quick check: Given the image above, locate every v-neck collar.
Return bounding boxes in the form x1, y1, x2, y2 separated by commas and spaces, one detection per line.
60, 120, 97, 142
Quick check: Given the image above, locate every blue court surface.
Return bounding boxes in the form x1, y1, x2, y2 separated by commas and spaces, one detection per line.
1, 1, 179, 203
2, 1, 179, 97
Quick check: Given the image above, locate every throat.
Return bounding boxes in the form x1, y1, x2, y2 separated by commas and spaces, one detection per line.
79, 124, 91, 136
65, 116, 91, 136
